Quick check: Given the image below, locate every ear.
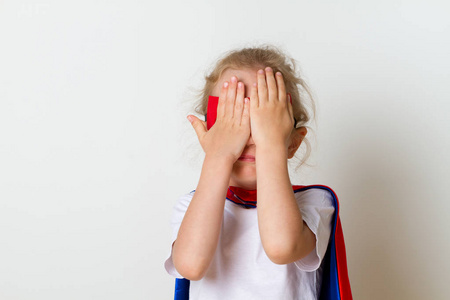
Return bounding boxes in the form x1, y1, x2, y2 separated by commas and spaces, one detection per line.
287, 127, 307, 159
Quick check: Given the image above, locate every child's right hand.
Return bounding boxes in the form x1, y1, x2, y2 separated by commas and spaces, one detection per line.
187, 76, 251, 163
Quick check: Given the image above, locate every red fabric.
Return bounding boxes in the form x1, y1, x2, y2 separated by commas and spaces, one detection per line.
227, 185, 305, 208
336, 208, 352, 300
206, 96, 219, 130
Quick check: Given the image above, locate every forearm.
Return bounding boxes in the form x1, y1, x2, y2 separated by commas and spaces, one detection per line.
256, 144, 305, 262
172, 155, 233, 280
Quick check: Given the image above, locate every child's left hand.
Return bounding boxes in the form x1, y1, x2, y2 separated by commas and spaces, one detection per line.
249, 67, 295, 150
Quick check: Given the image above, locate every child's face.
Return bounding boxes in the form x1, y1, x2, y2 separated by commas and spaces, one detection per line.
211, 67, 262, 190
210, 67, 305, 190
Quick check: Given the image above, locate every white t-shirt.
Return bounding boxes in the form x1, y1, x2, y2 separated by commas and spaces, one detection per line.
164, 188, 335, 300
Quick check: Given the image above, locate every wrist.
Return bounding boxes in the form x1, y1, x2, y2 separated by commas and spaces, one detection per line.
256, 143, 288, 158
204, 153, 236, 167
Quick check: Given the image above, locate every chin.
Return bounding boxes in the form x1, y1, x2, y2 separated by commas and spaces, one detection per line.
230, 164, 256, 188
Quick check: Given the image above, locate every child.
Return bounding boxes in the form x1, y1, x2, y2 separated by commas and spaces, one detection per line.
164, 45, 347, 299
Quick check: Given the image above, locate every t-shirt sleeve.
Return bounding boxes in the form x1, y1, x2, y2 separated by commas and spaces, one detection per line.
293, 188, 335, 272
164, 191, 194, 278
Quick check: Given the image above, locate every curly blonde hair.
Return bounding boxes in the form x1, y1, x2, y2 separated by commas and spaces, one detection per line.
191, 44, 316, 171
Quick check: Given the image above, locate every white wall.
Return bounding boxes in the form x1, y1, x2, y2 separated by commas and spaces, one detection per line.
1, 0, 449, 299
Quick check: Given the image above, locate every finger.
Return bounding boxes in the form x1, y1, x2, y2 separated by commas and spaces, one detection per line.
234, 81, 245, 125
265, 67, 278, 102
250, 81, 258, 109
225, 76, 238, 119
287, 94, 295, 126
241, 97, 250, 127
257, 69, 268, 105
216, 81, 229, 121
275, 71, 287, 103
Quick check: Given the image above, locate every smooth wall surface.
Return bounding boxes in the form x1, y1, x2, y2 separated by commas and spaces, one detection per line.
1, 0, 449, 299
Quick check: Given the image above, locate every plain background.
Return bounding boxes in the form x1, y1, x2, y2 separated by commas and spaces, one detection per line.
1, 0, 449, 299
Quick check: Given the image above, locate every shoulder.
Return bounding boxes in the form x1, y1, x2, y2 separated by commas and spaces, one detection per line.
171, 190, 195, 212
168, 191, 195, 224
179, 190, 195, 203
293, 185, 336, 209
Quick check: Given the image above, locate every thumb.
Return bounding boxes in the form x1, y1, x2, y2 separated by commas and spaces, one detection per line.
187, 115, 207, 137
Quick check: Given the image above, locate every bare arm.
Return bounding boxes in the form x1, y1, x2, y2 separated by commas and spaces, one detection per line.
172, 155, 233, 280
175, 75, 251, 280
256, 144, 316, 264
248, 67, 316, 265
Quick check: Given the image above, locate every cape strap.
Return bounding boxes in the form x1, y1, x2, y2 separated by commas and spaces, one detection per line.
226, 186, 257, 208
226, 185, 306, 209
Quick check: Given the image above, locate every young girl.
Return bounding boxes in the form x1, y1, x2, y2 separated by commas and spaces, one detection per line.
164, 45, 349, 299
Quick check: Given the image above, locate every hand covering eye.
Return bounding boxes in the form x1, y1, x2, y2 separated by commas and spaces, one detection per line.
204, 96, 297, 130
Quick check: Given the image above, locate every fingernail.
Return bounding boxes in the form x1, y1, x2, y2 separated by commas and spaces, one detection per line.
187, 116, 193, 123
